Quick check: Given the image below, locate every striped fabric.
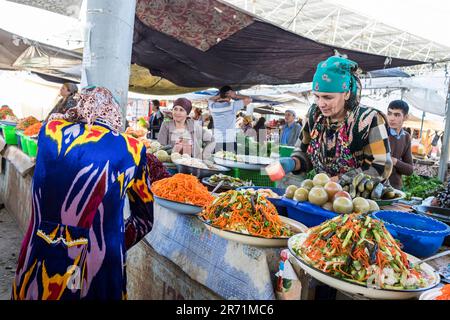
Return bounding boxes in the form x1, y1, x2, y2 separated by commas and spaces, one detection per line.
292, 104, 393, 180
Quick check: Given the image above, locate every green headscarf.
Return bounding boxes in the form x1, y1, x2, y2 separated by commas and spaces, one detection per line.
312, 56, 359, 96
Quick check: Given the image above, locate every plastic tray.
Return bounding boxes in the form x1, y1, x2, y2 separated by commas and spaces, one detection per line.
232, 168, 277, 188
279, 145, 295, 157
283, 198, 338, 228
236, 186, 287, 216
372, 210, 450, 258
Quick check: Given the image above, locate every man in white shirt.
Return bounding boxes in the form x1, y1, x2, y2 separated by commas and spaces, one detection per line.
208, 86, 252, 153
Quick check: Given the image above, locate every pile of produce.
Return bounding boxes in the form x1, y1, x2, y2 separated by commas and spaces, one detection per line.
146, 140, 162, 154
175, 156, 209, 169
290, 213, 435, 290
243, 188, 281, 199
284, 173, 380, 214
338, 172, 402, 201
200, 190, 293, 238
0, 105, 16, 120
23, 122, 42, 136
214, 151, 238, 161
16, 116, 40, 131
146, 153, 170, 183
402, 174, 443, 200
432, 180, 450, 208
151, 173, 214, 207
207, 174, 253, 189
125, 127, 147, 139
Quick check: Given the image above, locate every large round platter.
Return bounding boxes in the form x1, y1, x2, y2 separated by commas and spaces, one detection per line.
174, 160, 230, 179
213, 156, 275, 170
375, 190, 406, 207
419, 287, 445, 300
198, 215, 307, 247
154, 195, 203, 215
288, 233, 440, 299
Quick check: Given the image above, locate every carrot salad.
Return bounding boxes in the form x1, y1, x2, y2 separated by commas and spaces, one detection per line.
200, 190, 293, 238
436, 284, 450, 300
151, 173, 213, 207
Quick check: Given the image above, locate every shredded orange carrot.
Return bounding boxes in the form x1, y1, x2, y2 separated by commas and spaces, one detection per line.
24, 122, 42, 136
151, 173, 213, 207
436, 284, 450, 300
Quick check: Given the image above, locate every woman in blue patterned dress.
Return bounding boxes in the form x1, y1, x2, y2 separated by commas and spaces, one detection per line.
12, 87, 154, 300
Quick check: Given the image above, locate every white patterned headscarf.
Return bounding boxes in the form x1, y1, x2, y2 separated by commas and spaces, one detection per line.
48, 86, 123, 132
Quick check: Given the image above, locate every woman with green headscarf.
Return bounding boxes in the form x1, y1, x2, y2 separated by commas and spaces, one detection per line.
273, 56, 393, 182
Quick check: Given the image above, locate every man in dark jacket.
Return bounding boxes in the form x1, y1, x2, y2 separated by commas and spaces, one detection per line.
387, 100, 414, 189
148, 100, 164, 139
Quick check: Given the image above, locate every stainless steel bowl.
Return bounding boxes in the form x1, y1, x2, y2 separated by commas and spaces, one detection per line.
174, 161, 230, 179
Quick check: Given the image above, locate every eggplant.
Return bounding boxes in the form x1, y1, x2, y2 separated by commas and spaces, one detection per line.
339, 175, 352, 186
343, 185, 350, 192
352, 173, 365, 189
370, 183, 384, 200
381, 186, 396, 199
358, 177, 368, 193
361, 190, 370, 199
369, 243, 378, 265
365, 180, 374, 192
349, 184, 357, 198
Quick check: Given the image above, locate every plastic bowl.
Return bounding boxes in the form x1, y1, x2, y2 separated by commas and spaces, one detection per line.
372, 210, 450, 258
283, 198, 337, 227
236, 186, 287, 216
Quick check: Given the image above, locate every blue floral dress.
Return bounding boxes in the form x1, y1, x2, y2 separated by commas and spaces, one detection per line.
12, 119, 154, 300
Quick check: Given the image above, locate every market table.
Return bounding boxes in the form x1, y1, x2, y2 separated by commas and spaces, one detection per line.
143, 203, 282, 300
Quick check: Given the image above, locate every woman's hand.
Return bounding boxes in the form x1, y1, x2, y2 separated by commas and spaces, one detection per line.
173, 141, 183, 153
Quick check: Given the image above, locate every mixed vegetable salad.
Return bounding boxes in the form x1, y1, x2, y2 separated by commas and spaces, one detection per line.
290, 213, 435, 290
200, 190, 293, 238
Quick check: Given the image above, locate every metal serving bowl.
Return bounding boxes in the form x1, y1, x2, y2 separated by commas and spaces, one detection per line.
174, 160, 231, 179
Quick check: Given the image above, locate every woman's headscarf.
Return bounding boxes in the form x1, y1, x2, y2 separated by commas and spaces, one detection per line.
48, 86, 123, 132
312, 56, 359, 97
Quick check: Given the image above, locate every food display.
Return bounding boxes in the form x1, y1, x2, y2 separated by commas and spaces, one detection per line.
339, 173, 403, 201
200, 190, 293, 238
16, 116, 40, 131
125, 127, 147, 139
23, 122, 43, 136
175, 156, 208, 169
431, 180, 450, 208
151, 173, 214, 207
283, 173, 380, 214
436, 284, 450, 300
290, 213, 436, 290
205, 174, 253, 189
0, 105, 17, 121
242, 188, 281, 199
403, 174, 443, 201
214, 151, 238, 161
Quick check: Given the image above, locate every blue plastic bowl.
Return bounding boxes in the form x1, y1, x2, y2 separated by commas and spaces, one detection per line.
282, 198, 337, 228
372, 210, 450, 258
236, 186, 287, 216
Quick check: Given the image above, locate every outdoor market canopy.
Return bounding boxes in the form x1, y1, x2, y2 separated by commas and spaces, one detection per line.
0, 0, 425, 95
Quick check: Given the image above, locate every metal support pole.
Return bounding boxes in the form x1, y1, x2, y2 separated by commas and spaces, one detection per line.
438, 79, 450, 182
419, 111, 425, 139
81, 0, 136, 130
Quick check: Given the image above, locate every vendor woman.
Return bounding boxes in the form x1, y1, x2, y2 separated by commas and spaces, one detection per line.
275, 56, 393, 181
158, 98, 215, 159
